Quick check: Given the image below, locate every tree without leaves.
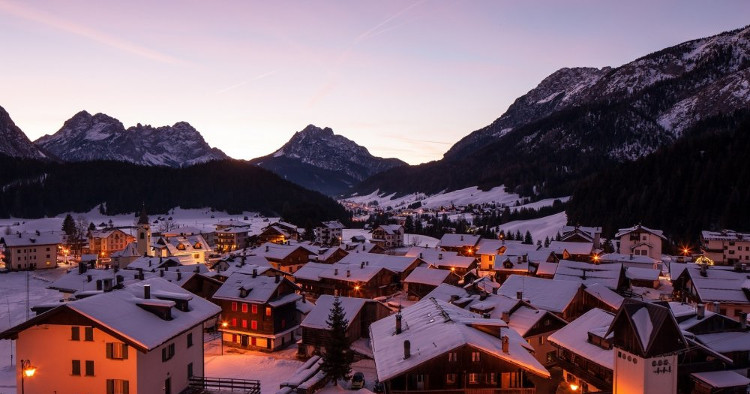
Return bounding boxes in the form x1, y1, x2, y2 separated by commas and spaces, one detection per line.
321, 296, 352, 385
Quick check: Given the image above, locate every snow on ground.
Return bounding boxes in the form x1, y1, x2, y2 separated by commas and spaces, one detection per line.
318, 359, 378, 393
342, 229, 438, 248
496, 211, 568, 244
345, 186, 528, 210
0, 268, 69, 391
511, 196, 569, 212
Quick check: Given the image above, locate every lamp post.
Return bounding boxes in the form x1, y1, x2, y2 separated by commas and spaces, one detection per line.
20, 359, 35, 394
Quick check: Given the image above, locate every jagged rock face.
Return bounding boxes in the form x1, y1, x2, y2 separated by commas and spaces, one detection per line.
253, 124, 406, 195
0, 106, 46, 159
34, 111, 227, 167
445, 25, 750, 161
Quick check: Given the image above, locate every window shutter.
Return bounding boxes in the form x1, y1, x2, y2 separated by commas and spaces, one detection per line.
123, 380, 130, 394
123, 344, 128, 359
162, 348, 167, 361
106, 343, 113, 359
107, 379, 114, 394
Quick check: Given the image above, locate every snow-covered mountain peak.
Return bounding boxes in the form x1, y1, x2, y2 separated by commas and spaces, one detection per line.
0, 105, 46, 159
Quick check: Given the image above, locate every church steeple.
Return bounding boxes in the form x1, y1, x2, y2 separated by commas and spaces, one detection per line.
138, 204, 149, 225
136, 205, 152, 257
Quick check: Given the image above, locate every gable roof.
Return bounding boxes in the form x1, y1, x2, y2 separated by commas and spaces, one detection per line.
606, 299, 687, 358
548, 308, 615, 370
548, 241, 593, 256
212, 272, 299, 305
1, 231, 61, 247
554, 260, 622, 290
615, 224, 666, 240
438, 234, 480, 248
499, 275, 581, 315
300, 295, 369, 330
404, 267, 452, 286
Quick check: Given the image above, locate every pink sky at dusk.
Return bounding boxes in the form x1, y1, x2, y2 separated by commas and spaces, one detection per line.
1, 0, 748, 164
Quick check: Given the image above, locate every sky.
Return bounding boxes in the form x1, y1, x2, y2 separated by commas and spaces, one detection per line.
0, 1, 748, 165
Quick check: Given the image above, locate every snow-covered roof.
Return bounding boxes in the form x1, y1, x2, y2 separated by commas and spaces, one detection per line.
293, 262, 390, 283
553, 260, 622, 290
476, 239, 515, 254
300, 295, 368, 330
317, 247, 347, 262
336, 252, 418, 274
404, 267, 452, 286
499, 275, 581, 314
370, 298, 550, 382
700, 229, 750, 241
252, 242, 315, 261
438, 233, 480, 248
536, 262, 558, 276
548, 308, 615, 369
681, 264, 750, 303
691, 370, 750, 388
599, 253, 657, 266
213, 272, 299, 305
1, 231, 61, 247
50, 268, 126, 293
560, 226, 601, 237
319, 221, 345, 229
375, 224, 403, 235
696, 331, 750, 353
126, 256, 183, 271
548, 241, 593, 256
7, 278, 221, 352
615, 224, 666, 240
584, 283, 624, 310
111, 242, 140, 258
625, 267, 660, 281
423, 283, 469, 302
216, 219, 251, 228
506, 306, 550, 337
404, 247, 475, 269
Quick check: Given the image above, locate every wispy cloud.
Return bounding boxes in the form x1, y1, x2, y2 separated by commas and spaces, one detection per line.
0, 0, 184, 64
355, 0, 428, 43
215, 70, 279, 94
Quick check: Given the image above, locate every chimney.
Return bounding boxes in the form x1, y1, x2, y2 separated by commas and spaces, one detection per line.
177, 270, 182, 281
87, 275, 92, 282
275, 274, 280, 283
697, 303, 705, 320
265, 245, 269, 252
439, 253, 443, 260
492, 287, 498, 295
740, 312, 747, 330
419, 253, 423, 259
347, 269, 351, 278
396, 313, 402, 334
516, 291, 523, 300
334, 268, 339, 276
252, 268, 258, 277
501, 335, 509, 353
239, 287, 249, 298
96, 279, 103, 291
403, 340, 411, 359
361, 262, 365, 269
144, 284, 151, 299
714, 301, 721, 314
137, 268, 144, 280
160, 269, 164, 277
78, 263, 87, 274
700, 263, 708, 276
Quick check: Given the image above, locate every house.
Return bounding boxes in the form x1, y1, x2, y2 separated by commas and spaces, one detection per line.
625, 267, 661, 289
252, 242, 315, 274
403, 267, 458, 299
582, 283, 624, 314
437, 233, 481, 256
152, 235, 212, 264
110, 242, 141, 269
88, 228, 136, 258
214, 225, 251, 253
212, 272, 302, 351
294, 262, 400, 299
370, 297, 550, 393
560, 225, 602, 249
599, 252, 661, 271
553, 260, 625, 291
701, 229, 750, 266
49, 264, 128, 299
316, 247, 348, 264
0, 231, 61, 270
498, 275, 584, 321
404, 247, 477, 276
298, 295, 390, 358
615, 224, 665, 262
548, 241, 594, 261
474, 238, 509, 270
672, 263, 750, 321
314, 221, 344, 246
259, 222, 300, 244
372, 224, 404, 249
0, 278, 221, 394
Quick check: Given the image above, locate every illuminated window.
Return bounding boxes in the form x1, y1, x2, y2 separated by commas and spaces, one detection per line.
252, 304, 258, 314
251, 320, 258, 330
266, 307, 272, 316
242, 304, 248, 313
231, 302, 238, 311
446, 374, 457, 384
471, 352, 480, 362
469, 373, 479, 384
106, 343, 128, 360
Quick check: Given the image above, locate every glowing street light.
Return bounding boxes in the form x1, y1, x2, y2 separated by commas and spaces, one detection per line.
20, 359, 35, 394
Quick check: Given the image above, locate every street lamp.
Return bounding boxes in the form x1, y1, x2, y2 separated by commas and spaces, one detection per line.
20, 359, 35, 394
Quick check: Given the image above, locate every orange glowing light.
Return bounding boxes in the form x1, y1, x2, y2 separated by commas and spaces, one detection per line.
221, 321, 228, 328
354, 285, 361, 291
23, 366, 36, 377
569, 383, 579, 391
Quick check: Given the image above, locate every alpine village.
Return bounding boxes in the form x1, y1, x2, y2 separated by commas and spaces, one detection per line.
1, 10, 750, 394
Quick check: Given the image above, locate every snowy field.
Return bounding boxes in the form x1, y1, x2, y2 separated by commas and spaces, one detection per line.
344, 186, 551, 210
495, 211, 568, 243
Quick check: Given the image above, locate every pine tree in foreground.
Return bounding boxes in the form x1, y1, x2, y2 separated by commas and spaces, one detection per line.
321, 296, 352, 386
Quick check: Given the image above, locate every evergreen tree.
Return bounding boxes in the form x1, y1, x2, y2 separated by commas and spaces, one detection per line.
62, 214, 76, 238
544, 236, 551, 248
321, 296, 353, 385
515, 230, 522, 241
523, 231, 533, 245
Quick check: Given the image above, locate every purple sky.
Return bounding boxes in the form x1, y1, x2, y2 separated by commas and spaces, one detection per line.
1, 1, 748, 164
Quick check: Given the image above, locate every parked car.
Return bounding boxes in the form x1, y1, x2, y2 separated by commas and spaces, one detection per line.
351, 372, 365, 390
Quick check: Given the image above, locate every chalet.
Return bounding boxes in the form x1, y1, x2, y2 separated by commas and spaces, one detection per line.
370, 297, 550, 393
403, 267, 458, 299
625, 267, 661, 289
701, 229, 750, 266
498, 275, 584, 321
212, 272, 301, 351
615, 224, 665, 262
560, 225, 602, 249
1, 231, 61, 270
259, 222, 300, 244
672, 263, 750, 321
437, 233, 480, 256
252, 242, 315, 274
214, 226, 251, 253
372, 224, 404, 249
316, 247, 348, 264
152, 235, 211, 264
88, 228, 136, 258
0, 278, 220, 394
111, 242, 141, 269
298, 295, 390, 358
336, 252, 421, 282
582, 283, 624, 314
404, 247, 477, 276
553, 260, 625, 291
474, 238, 508, 270
314, 221, 344, 246
294, 262, 399, 299
344, 240, 386, 254
49, 264, 128, 299
548, 241, 594, 262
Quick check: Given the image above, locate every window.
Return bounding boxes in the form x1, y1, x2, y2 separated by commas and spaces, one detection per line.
469, 373, 479, 384
162, 343, 175, 362
488, 373, 497, 385
187, 333, 194, 348
71, 326, 80, 341
187, 362, 194, 378
107, 379, 130, 394
85, 360, 95, 376
266, 307, 272, 316
232, 302, 238, 312
252, 304, 258, 314
242, 320, 248, 328
106, 343, 129, 360
72, 360, 81, 376
446, 374, 457, 384
85, 326, 94, 341
231, 318, 237, 327
281, 319, 286, 329
242, 304, 248, 313
471, 351, 480, 362
448, 352, 457, 362
539, 336, 546, 345
251, 320, 258, 330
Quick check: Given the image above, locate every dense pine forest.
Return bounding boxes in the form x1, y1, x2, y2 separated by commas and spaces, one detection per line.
0, 157, 349, 226
566, 110, 750, 244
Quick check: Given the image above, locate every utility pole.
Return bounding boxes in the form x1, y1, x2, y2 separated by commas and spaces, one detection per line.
25, 271, 29, 321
